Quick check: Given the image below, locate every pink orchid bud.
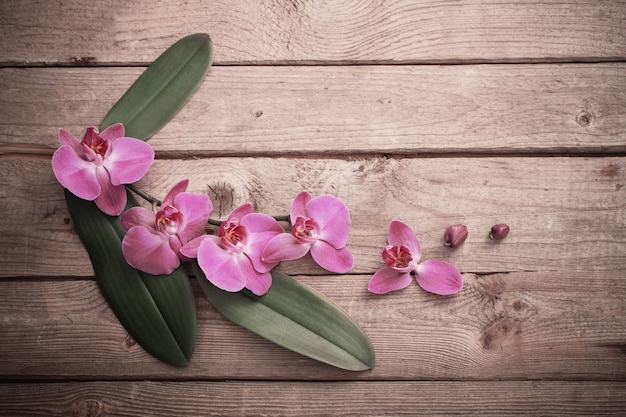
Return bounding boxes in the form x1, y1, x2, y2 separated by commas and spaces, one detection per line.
444, 224, 468, 248
489, 224, 510, 240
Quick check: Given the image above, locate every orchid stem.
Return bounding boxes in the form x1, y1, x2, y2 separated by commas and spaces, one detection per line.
207, 218, 222, 227
207, 214, 290, 227
127, 184, 162, 206
127, 183, 291, 226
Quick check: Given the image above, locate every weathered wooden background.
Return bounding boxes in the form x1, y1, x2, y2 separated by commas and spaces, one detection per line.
1, 1, 625, 416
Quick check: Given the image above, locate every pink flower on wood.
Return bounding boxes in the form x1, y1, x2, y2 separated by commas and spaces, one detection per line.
121, 180, 212, 275
262, 191, 354, 273
368, 221, 463, 295
181, 203, 283, 296
51, 124, 154, 216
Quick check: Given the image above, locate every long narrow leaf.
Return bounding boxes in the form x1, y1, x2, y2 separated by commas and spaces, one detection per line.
194, 264, 375, 371
101, 33, 214, 140
65, 190, 193, 366
107, 193, 197, 362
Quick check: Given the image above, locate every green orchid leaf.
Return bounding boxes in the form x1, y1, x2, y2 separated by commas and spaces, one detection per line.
101, 33, 214, 140
194, 264, 375, 371
61, 33, 213, 365
65, 190, 195, 366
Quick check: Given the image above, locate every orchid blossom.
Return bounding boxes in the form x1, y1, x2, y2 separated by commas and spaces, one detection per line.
181, 203, 283, 296
121, 179, 212, 275
51, 123, 154, 216
368, 220, 463, 295
262, 191, 354, 274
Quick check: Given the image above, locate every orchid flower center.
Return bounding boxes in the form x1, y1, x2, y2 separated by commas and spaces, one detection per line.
219, 219, 248, 251
381, 245, 413, 270
156, 205, 184, 236
82, 130, 109, 157
292, 216, 319, 243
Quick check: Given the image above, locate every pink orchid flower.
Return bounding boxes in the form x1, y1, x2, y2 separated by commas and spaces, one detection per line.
181, 203, 283, 296
262, 191, 354, 273
51, 123, 154, 216
121, 180, 212, 275
368, 220, 463, 295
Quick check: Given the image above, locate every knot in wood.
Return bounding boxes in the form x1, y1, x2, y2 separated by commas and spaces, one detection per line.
73, 398, 104, 417
480, 316, 524, 351
125, 334, 137, 348
576, 110, 593, 127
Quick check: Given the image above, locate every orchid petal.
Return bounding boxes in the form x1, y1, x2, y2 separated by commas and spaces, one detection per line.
122, 226, 179, 275
310, 240, 354, 273
242, 212, 284, 235
104, 138, 154, 185
168, 235, 184, 260
262, 233, 311, 263
51, 146, 100, 200
58, 128, 82, 154
163, 179, 189, 207
94, 165, 127, 216
290, 191, 311, 223
415, 260, 463, 295
120, 206, 156, 231
241, 213, 283, 273
174, 192, 212, 242
180, 235, 214, 259
227, 202, 254, 223
388, 220, 422, 262
306, 195, 351, 248
98, 123, 125, 141
367, 267, 413, 294
196, 238, 247, 293
243, 269, 273, 296
81, 141, 98, 162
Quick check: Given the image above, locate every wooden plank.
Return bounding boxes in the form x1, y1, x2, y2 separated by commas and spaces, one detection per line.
1, 1, 624, 65
1, 64, 625, 155
0, 270, 624, 380
1, 381, 625, 416
1, 157, 624, 278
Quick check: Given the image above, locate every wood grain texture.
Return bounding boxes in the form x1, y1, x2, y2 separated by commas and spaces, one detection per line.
1, 157, 624, 278
1, 2, 624, 414
0, 271, 624, 380
1, 381, 625, 416
1, 0, 624, 65
2, 64, 625, 155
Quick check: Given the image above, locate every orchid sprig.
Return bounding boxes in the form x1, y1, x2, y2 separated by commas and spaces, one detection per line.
113, 184, 357, 293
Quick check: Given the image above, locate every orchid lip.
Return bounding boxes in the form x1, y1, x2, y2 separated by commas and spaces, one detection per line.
220, 222, 247, 253
82, 129, 109, 157
156, 205, 183, 235
292, 216, 319, 243
382, 244, 413, 269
